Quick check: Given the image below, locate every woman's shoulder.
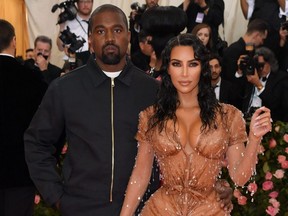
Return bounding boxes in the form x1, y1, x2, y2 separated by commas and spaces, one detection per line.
139, 105, 155, 118
218, 103, 244, 121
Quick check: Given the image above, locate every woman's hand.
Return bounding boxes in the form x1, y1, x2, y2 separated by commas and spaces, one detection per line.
250, 106, 272, 139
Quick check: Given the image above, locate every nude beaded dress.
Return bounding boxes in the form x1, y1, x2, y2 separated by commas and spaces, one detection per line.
136, 104, 247, 216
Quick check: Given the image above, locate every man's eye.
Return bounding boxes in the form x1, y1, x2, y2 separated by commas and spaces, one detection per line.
97, 30, 105, 34
114, 29, 122, 33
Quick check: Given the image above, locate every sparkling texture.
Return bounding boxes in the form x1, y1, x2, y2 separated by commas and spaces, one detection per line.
136, 104, 247, 215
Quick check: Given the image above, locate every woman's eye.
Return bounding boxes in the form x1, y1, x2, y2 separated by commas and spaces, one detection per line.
171, 62, 181, 67
189, 62, 199, 67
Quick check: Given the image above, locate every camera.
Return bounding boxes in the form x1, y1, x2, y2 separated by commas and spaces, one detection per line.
51, 0, 77, 25
59, 26, 86, 53
239, 44, 256, 75
37, 52, 49, 60
130, 2, 147, 23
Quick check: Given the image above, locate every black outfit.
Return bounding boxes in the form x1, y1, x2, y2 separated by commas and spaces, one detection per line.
179, 0, 224, 49
24, 58, 62, 85
24, 56, 160, 216
242, 71, 288, 122
218, 78, 239, 106
222, 37, 247, 109
0, 55, 47, 216
131, 50, 151, 72
249, 0, 286, 55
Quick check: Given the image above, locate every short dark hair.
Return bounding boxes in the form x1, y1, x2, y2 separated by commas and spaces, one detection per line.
209, 53, 222, 67
34, 35, 52, 49
25, 48, 33, 53
88, 4, 128, 34
0, 19, 15, 52
247, 19, 269, 35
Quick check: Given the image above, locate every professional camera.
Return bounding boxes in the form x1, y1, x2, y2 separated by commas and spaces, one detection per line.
59, 26, 86, 53
239, 44, 256, 75
130, 2, 147, 23
51, 0, 77, 25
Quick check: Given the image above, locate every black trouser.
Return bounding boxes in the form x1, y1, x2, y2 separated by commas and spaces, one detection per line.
0, 186, 35, 216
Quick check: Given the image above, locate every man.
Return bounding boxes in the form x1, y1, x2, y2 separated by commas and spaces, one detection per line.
209, 54, 238, 106
0, 19, 47, 216
179, 0, 224, 50
25, 48, 34, 60
25, 5, 159, 216
129, 0, 159, 56
25, 5, 233, 216
240, 47, 288, 122
57, 0, 93, 64
221, 19, 269, 109
240, 0, 286, 55
24, 35, 62, 85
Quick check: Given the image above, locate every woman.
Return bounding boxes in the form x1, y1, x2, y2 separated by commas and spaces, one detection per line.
192, 23, 213, 52
120, 34, 272, 216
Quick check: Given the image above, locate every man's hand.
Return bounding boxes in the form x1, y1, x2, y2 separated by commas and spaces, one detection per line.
35, 54, 48, 71
215, 179, 233, 212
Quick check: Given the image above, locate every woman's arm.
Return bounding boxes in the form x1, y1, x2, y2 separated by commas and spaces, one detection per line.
120, 138, 155, 216
226, 106, 271, 186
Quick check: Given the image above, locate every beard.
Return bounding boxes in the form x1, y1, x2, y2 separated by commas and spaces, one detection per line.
101, 44, 121, 65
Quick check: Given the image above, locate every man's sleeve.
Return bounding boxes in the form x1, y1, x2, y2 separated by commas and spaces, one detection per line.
24, 80, 65, 206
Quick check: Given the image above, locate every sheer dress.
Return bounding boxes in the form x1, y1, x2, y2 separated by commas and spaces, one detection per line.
136, 104, 247, 216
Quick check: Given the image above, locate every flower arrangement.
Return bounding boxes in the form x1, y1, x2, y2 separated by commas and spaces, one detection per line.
225, 121, 288, 216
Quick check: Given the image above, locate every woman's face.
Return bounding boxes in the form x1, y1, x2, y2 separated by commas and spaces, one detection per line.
196, 27, 210, 46
168, 46, 201, 95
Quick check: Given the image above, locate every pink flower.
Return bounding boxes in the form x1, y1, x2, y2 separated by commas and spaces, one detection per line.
278, 155, 286, 164
266, 206, 279, 216
281, 160, 288, 169
269, 138, 277, 148
283, 134, 288, 143
274, 125, 280, 133
273, 169, 285, 179
269, 191, 279, 199
233, 189, 242, 198
61, 144, 68, 154
262, 181, 274, 191
265, 172, 273, 180
237, 195, 247, 205
269, 198, 280, 209
286, 147, 288, 154
247, 182, 258, 193
34, 194, 41, 205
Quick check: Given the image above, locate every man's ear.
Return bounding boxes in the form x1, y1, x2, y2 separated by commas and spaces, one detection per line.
12, 36, 16, 48
88, 35, 94, 53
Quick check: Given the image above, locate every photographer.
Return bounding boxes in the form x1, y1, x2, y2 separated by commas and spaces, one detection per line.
129, 0, 159, 56
24, 35, 62, 85
56, 0, 93, 64
239, 47, 288, 122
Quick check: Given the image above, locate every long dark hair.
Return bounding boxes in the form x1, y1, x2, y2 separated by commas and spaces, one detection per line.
148, 33, 221, 133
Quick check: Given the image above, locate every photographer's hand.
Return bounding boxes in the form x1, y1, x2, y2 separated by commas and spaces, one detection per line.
246, 72, 263, 91
236, 55, 246, 76
36, 54, 48, 71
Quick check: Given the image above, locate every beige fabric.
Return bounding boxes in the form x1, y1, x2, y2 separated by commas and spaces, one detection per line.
136, 104, 247, 216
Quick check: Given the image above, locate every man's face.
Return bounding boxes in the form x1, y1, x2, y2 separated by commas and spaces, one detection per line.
34, 41, 51, 60
209, 58, 222, 81
25, 51, 34, 60
256, 55, 270, 77
77, 0, 93, 16
89, 11, 130, 71
146, 0, 159, 8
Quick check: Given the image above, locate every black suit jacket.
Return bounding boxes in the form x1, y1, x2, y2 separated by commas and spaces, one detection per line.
242, 71, 288, 122
24, 59, 62, 85
0, 55, 47, 188
218, 79, 239, 107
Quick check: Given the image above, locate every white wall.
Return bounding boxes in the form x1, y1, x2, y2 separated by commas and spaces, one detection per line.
25, 0, 247, 68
